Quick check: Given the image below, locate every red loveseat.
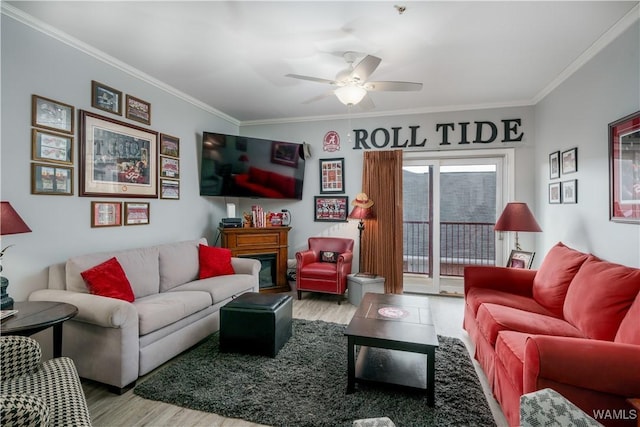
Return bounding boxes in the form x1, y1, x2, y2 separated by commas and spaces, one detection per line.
234, 166, 298, 199
463, 242, 640, 427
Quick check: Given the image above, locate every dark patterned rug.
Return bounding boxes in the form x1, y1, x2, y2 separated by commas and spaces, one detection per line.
134, 319, 494, 426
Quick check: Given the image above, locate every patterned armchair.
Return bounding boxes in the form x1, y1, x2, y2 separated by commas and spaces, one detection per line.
0, 336, 92, 427
296, 237, 354, 303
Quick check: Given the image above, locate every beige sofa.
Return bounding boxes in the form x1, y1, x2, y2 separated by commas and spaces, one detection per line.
29, 238, 260, 392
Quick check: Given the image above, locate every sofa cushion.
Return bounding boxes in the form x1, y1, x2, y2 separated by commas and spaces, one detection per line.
532, 242, 589, 318
477, 303, 585, 347
248, 166, 270, 184
158, 239, 206, 292
298, 262, 337, 279
564, 255, 640, 341
199, 245, 235, 279
466, 287, 555, 318
495, 331, 530, 394
66, 246, 160, 298
80, 257, 135, 302
134, 291, 212, 336
170, 275, 256, 305
615, 292, 640, 345
267, 172, 295, 198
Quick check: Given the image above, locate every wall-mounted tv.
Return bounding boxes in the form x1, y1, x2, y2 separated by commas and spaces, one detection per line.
200, 132, 306, 200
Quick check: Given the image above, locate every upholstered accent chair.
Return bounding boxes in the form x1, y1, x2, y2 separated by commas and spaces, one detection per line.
296, 237, 354, 303
0, 336, 92, 427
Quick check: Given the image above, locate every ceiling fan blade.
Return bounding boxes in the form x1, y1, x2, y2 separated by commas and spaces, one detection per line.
357, 93, 375, 111
285, 74, 335, 85
365, 81, 423, 92
350, 55, 381, 82
302, 91, 334, 104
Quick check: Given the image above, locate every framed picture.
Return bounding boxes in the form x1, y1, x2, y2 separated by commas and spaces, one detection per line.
549, 182, 562, 204
79, 110, 158, 198
160, 133, 180, 158
91, 201, 122, 228
32, 95, 74, 134
561, 147, 578, 174
549, 151, 560, 179
32, 129, 73, 164
562, 179, 578, 204
31, 163, 73, 195
507, 250, 535, 269
319, 158, 345, 194
91, 81, 122, 116
125, 94, 151, 125
609, 111, 640, 223
314, 196, 348, 222
271, 141, 300, 167
124, 202, 150, 226
160, 179, 180, 200
160, 156, 180, 179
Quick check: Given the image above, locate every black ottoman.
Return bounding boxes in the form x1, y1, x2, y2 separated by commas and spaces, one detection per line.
220, 292, 293, 357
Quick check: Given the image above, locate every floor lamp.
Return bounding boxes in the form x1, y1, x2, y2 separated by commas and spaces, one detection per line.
348, 193, 374, 277
1, 201, 32, 309
494, 202, 542, 251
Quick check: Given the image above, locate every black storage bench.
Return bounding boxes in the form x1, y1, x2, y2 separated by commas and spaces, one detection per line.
220, 292, 293, 357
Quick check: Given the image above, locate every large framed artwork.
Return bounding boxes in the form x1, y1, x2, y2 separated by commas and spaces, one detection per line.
79, 110, 158, 198
319, 158, 344, 194
314, 196, 348, 222
609, 111, 640, 223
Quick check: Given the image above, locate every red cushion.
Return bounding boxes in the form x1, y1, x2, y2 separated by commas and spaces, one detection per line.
564, 255, 640, 340
532, 242, 589, 317
465, 287, 555, 318
199, 244, 235, 279
81, 257, 135, 302
495, 331, 530, 395
615, 292, 640, 344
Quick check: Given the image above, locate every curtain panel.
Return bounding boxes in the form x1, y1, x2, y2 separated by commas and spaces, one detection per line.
361, 150, 403, 294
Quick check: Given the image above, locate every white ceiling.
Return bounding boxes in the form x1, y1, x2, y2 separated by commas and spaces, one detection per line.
6, 1, 639, 124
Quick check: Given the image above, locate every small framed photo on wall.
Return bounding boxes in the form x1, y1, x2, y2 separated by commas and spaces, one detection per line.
91, 201, 122, 227
31, 163, 73, 196
32, 95, 74, 134
314, 196, 348, 222
549, 182, 562, 204
561, 147, 578, 174
319, 158, 345, 194
562, 179, 578, 204
124, 202, 150, 226
32, 129, 73, 165
125, 94, 151, 125
549, 151, 560, 179
507, 250, 535, 269
91, 81, 122, 116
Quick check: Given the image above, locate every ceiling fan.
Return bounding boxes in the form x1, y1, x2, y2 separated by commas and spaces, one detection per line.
285, 51, 423, 107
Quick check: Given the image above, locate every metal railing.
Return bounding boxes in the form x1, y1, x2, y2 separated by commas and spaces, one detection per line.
403, 221, 496, 277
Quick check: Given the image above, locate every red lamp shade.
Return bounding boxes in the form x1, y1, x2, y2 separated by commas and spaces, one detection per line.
1, 202, 31, 236
348, 206, 374, 220
494, 202, 542, 232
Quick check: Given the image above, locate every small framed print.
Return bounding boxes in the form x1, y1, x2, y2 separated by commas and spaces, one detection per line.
562, 179, 578, 204
271, 141, 300, 168
314, 196, 348, 222
549, 151, 560, 179
91, 81, 122, 116
31, 163, 73, 195
160, 179, 180, 200
561, 147, 578, 174
507, 250, 535, 269
160, 133, 180, 158
124, 202, 150, 226
160, 156, 180, 179
549, 182, 562, 204
91, 201, 122, 227
319, 158, 345, 194
32, 95, 74, 134
32, 129, 73, 164
125, 95, 151, 125
609, 111, 640, 223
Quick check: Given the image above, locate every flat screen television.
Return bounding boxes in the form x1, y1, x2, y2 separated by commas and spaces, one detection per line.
200, 132, 306, 200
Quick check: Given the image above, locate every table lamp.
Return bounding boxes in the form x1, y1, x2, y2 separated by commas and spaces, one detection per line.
494, 202, 541, 251
348, 193, 374, 277
1, 201, 32, 309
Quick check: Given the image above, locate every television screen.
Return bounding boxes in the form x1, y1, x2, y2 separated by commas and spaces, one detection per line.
200, 132, 306, 200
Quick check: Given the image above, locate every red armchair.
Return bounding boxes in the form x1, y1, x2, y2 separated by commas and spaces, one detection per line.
295, 237, 354, 302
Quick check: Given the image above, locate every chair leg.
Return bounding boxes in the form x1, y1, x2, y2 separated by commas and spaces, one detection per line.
297, 290, 302, 300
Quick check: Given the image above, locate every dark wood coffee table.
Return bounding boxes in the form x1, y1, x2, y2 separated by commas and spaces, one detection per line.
345, 292, 439, 406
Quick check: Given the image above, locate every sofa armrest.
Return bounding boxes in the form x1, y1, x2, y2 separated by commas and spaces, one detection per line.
464, 266, 536, 297
338, 252, 353, 265
296, 250, 317, 268
524, 335, 640, 397
0, 336, 41, 380
29, 289, 137, 328
231, 257, 260, 276
0, 394, 50, 427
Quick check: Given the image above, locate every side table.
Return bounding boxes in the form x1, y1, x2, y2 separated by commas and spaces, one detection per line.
347, 274, 385, 306
1, 301, 78, 358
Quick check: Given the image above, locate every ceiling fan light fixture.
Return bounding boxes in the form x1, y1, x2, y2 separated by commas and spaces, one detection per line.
335, 85, 367, 106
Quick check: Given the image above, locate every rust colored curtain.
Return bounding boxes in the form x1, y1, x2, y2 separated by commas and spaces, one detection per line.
361, 150, 403, 294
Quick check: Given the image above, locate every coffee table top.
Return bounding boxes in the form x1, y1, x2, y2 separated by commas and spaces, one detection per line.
345, 292, 439, 349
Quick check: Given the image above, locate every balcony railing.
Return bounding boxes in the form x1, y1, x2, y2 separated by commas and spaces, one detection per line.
403, 221, 496, 277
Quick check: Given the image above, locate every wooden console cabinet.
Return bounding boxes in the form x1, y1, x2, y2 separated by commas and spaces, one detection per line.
219, 227, 291, 293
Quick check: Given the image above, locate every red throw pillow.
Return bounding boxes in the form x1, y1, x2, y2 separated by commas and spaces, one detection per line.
199, 244, 235, 279
81, 257, 135, 302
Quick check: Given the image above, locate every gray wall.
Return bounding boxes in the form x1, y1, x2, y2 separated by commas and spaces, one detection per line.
534, 21, 640, 267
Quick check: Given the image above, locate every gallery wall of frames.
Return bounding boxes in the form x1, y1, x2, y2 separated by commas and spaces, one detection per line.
30, 81, 181, 228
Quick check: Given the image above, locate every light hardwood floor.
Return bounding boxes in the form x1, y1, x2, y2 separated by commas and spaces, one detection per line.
82, 290, 507, 426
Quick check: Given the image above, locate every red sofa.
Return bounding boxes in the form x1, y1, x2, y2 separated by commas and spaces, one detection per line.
464, 242, 640, 427
233, 166, 298, 199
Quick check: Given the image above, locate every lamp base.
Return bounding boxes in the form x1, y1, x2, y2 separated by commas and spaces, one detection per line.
1, 276, 14, 310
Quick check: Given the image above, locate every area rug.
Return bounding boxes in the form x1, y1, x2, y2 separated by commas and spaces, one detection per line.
134, 319, 494, 426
